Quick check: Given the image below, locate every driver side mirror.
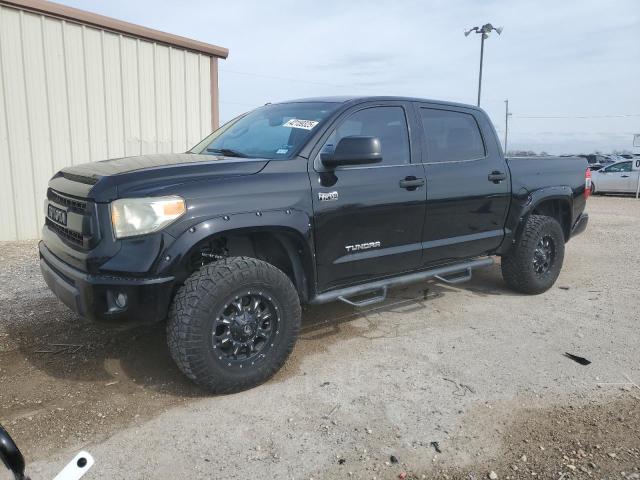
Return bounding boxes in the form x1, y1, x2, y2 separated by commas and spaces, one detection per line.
0, 425, 26, 480
320, 136, 382, 169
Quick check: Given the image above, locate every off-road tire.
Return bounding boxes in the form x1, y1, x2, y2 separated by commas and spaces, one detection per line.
167, 256, 301, 393
501, 215, 565, 294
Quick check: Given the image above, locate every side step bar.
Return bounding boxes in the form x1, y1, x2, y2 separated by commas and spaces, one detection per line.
309, 257, 494, 306
338, 286, 388, 308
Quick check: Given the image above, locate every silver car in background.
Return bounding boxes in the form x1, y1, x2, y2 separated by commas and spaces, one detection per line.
590, 160, 640, 194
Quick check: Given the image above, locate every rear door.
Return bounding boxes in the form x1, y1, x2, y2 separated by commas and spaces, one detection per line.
414, 103, 511, 266
310, 102, 426, 291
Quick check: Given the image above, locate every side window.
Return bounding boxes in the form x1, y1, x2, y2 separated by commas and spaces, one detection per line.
419, 108, 485, 162
606, 162, 631, 173
322, 106, 410, 166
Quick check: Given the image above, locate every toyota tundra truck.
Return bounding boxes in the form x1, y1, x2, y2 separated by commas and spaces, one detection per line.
39, 96, 590, 392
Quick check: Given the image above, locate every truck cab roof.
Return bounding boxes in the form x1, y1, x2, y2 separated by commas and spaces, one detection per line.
274, 95, 484, 112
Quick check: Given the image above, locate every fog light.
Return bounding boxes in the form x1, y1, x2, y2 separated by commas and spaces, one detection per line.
115, 292, 127, 309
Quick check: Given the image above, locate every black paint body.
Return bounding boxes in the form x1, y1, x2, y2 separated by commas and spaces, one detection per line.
38, 96, 589, 324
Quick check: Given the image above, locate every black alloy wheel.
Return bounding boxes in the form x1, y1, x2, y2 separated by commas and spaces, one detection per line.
532, 235, 555, 275
212, 292, 279, 367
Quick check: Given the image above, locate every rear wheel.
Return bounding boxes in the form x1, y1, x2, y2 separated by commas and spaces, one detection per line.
501, 215, 565, 294
167, 256, 301, 393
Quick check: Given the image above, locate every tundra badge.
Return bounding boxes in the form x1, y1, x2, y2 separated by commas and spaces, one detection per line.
345, 241, 381, 253
318, 191, 339, 202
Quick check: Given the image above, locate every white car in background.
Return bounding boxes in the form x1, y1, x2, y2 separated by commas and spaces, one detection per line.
590, 160, 640, 194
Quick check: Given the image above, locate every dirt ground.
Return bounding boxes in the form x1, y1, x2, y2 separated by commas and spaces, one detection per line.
1, 195, 639, 480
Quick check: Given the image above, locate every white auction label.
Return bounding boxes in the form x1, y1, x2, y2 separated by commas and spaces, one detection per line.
283, 119, 318, 130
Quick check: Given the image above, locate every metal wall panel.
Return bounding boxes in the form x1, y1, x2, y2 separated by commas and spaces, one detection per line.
199, 54, 211, 138
21, 12, 51, 231
0, 4, 215, 240
154, 44, 172, 153
102, 31, 125, 160
169, 47, 186, 153
42, 16, 73, 173
138, 39, 156, 155
0, 7, 39, 239
83, 25, 108, 162
0, 9, 17, 240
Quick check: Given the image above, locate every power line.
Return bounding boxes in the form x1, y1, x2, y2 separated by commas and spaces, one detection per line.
219, 71, 640, 121
220, 68, 345, 88
220, 100, 262, 108
513, 113, 640, 119
220, 68, 640, 120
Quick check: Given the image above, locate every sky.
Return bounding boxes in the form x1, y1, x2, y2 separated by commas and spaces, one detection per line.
60, 0, 640, 154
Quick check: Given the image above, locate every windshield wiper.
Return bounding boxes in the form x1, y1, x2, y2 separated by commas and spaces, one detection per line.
206, 148, 249, 158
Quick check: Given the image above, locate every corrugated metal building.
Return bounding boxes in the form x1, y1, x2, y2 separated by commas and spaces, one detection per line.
0, 0, 228, 240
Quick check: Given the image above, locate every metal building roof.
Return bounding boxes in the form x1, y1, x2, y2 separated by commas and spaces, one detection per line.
1, 0, 229, 58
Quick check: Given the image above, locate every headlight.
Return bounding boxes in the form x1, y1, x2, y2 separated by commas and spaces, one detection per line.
110, 196, 186, 239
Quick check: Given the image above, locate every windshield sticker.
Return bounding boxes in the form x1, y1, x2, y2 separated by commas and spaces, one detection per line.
276, 148, 289, 154
283, 119, 319, 130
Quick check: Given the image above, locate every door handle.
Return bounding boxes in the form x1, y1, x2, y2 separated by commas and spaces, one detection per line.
488, 171, 506, 183
621, 175, 630, 178
399, 176, 425, 190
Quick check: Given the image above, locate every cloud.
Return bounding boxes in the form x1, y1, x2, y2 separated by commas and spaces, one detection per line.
57, 0, 640, 154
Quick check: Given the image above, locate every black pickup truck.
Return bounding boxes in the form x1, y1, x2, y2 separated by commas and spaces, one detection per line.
39, 96, 590, 392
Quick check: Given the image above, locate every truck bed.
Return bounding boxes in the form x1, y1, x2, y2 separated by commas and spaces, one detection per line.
507, 156, 589, 192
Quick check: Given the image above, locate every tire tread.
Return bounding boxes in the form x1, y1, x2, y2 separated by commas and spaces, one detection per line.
501, 215, 565, 294
167, 256, 301, 393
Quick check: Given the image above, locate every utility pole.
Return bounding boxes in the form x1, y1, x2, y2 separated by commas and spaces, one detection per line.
465, 23, 503, 107
504, 99, 512, 155
477, 35, 485, 107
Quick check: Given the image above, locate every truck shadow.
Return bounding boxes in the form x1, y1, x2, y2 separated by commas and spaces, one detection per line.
284, 262, 517, 374
5, 262, 515, 397
4, 296, 204, 394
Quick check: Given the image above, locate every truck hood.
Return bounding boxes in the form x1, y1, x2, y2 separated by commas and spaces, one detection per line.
50, 153, 270, 202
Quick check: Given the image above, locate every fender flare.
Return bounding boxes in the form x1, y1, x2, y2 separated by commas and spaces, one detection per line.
156, 208, 316, 300
499, 186, 574, 254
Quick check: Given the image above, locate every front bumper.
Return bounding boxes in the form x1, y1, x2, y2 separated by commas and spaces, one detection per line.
39, 241, 175, 324
571, 213, 589, 238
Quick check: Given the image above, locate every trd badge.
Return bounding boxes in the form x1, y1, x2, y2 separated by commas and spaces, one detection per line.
318, 191, 339, 202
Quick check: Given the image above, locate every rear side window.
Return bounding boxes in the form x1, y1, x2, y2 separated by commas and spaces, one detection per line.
419, 108, 485, 162
604, 161, 631, 173
322, 106, 410, 166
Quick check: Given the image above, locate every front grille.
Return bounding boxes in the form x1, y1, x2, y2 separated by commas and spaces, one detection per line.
45, 189, 95, 249
47, 189, 87, 214
45, 218, 84, 246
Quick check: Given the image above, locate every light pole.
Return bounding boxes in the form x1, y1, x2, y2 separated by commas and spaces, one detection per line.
464, 23, 503, 107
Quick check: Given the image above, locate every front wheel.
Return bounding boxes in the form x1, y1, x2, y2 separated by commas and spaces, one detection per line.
167, 257, 301, 393
501, 215, 565, 294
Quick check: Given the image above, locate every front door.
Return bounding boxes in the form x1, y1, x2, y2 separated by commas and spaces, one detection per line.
414, 103, 511, 266
310, 103, 426, 291
600, 161, 633, 192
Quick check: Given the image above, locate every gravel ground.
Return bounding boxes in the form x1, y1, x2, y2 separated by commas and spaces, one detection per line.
1, 195, 639, 480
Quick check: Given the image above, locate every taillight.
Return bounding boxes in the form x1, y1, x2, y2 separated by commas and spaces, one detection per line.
584, 168, 592, 199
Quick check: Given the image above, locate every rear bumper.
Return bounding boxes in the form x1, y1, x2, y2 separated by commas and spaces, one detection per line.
39, 241, 174, 324
571, 213, 589, 238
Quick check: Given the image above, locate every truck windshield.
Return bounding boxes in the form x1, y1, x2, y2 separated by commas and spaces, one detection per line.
190, 102, 340, 159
